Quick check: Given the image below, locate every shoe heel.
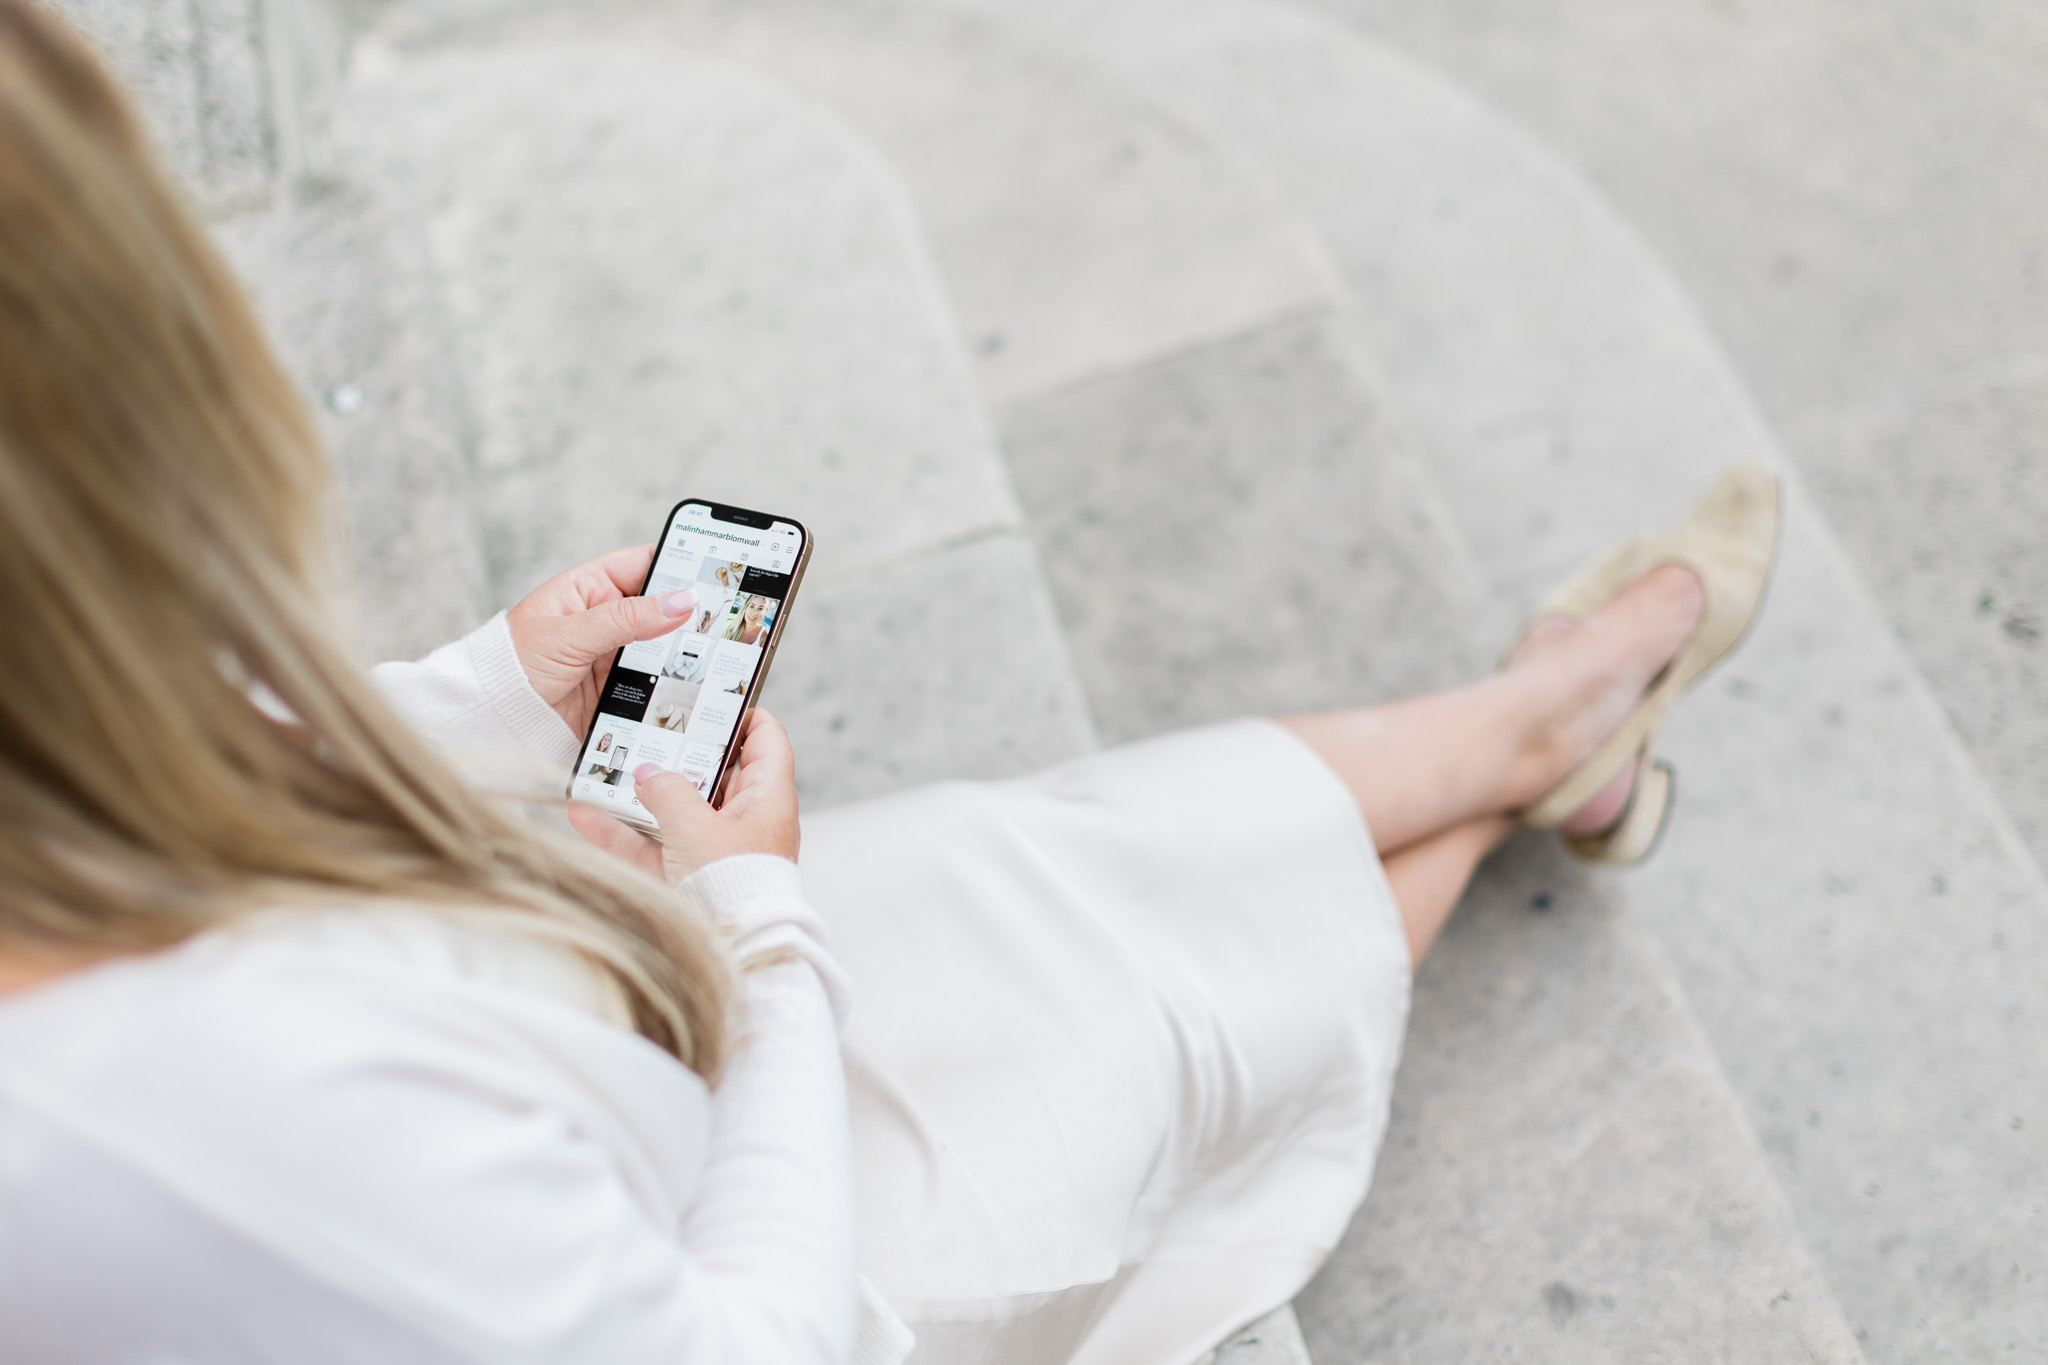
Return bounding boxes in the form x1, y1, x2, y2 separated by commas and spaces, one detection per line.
1563, 756, 1674, 865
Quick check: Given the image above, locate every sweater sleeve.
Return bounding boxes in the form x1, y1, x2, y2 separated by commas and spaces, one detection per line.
679, 856, 915, 1365
370, 612, 582, 772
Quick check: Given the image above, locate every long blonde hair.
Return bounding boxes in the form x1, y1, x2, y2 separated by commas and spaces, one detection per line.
0, 0, 734, 1075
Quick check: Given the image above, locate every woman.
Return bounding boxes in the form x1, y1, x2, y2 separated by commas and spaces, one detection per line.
0, 6, 1774, 1363
723, 593, 772, 646
692, 593, 731, 636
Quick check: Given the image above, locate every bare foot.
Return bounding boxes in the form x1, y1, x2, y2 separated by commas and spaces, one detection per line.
1505, 564, 1705, 829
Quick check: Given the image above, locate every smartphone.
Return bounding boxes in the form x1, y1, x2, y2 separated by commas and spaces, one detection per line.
568, 498, 811, 832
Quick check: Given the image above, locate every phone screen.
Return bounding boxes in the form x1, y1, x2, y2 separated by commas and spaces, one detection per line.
569, 500, 808, 825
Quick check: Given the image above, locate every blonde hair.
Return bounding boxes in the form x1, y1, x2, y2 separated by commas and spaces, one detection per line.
0, 1, 734, 1074
722, 595, 768, 641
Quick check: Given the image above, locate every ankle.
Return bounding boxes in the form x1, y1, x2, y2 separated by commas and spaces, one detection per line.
1501, 666, 1593, 807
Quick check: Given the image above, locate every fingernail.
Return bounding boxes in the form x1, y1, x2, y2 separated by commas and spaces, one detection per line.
657, 589, 698, 618
633, 763, 662, 782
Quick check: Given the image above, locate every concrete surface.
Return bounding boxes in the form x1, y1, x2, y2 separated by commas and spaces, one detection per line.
376, 0, 1341, 409
998, 311, 1487, 737
52, 0, 347, 210
1304, 0, 2048, 895
1298, 837, 1861, 1363
663, 0, 1340, 408
770, 531, 1097, 808
959, 0, 2044, 1355
52, 0, 277, 210
216, 174, 494, 661
333, 43, 1026, 598
1796, 377, 2048, 873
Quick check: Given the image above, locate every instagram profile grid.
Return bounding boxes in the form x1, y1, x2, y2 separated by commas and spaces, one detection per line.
571, 506, 801, 819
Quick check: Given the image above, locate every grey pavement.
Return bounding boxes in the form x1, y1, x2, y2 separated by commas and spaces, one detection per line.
709, 0, 1338, 409
215, 175, 494, 661
51, 0, 347, 212
998, 312, 1489, 738
1797, 383, 2048, 886
332, 42, 1029, 603
771, 531, 1097, 808
1300, 836, 1859, 1363
49, 0, 276, 211
379, 0, 1341, 410
53, 0, 2048, 1359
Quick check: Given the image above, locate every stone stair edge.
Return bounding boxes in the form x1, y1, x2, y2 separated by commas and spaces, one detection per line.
464, 0, 1351, 410
344, 17, 1126, 585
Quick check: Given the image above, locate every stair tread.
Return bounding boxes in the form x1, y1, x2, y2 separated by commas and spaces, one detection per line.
387, 0, 1341, 410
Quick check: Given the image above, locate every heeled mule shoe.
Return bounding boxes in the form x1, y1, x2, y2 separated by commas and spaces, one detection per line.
1515, 461, 1781, 864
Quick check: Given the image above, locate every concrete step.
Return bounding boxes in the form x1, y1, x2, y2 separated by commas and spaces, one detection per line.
50, 0, 285, 213
213, 177, 496, 664
997, 311, 1490, 728
372, 0, 1340, 411
942, 0, 2048, 1358
228, 32, 1099, 807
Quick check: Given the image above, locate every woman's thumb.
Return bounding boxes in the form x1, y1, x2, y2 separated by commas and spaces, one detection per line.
566, 589, 697, 657
631, 763, 712, 832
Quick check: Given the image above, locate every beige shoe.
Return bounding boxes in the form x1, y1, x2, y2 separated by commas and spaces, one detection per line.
1516, 461, 1781, 864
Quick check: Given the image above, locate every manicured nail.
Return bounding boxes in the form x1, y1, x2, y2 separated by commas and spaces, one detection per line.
633, 763, 662, 782
657, 589, 697, 618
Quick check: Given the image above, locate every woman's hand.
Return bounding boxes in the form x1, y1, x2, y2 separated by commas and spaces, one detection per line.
505, 545, 699, 735
566, 711, 801, 882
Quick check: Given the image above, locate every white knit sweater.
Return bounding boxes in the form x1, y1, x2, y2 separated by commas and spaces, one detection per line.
0, 613, 911, 1364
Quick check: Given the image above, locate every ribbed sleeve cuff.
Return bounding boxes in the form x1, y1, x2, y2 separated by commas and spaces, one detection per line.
680, 854, 804, 925
465, 612, 582, 770
680, 855, 852, 1029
